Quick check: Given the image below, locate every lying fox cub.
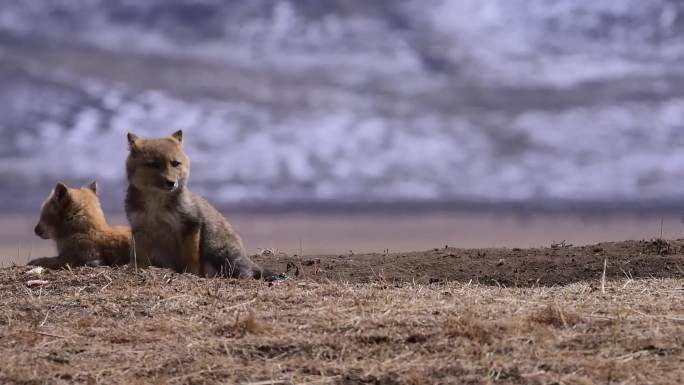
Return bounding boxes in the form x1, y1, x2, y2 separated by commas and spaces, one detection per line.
125, 130, 284, 280
29, 182, 131, 269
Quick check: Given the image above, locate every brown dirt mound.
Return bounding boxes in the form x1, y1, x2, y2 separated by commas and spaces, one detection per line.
254, 239, 684, 286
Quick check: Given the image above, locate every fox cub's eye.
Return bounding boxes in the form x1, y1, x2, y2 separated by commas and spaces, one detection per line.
170, 160, 181, 168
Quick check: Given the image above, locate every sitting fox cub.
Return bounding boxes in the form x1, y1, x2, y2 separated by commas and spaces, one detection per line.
29, 182, 131, 269
125, 130, 282, 280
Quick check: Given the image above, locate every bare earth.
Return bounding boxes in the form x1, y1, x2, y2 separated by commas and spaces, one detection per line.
2, 239, 684, 384
253, 239, 684, 286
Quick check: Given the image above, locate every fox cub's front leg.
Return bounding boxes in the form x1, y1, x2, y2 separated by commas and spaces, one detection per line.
180, 228, 202, 275
130, 232, 154, 269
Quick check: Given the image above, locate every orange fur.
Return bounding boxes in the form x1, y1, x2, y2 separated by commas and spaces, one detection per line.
29, 182, 131, 269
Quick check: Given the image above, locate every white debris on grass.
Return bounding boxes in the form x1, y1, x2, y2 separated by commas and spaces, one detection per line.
24, 266, 45, 276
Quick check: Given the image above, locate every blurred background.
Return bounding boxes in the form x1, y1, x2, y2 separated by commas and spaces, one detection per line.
2, 0, 684, 262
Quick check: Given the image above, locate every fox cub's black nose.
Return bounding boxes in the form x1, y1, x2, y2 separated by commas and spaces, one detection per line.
34, 225, 43, 237
165, 179, 178, 190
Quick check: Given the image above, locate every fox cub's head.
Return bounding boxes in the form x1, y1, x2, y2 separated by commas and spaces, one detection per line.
126, 130, 190, 193
35, 182, 104, 239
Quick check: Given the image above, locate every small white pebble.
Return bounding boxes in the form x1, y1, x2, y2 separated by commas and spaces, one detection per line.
25, 267, 45, 276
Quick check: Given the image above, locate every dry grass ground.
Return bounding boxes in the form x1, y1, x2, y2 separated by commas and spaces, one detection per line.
1, 257, 683, 384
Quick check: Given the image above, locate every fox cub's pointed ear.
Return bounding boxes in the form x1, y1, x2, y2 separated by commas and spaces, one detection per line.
171, 130, 183, 144
127, 133, 140, 151
86, 181, 98, 195
54, 182, 69, 202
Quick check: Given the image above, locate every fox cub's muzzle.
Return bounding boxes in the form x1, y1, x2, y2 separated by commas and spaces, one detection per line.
35, 224, 48, 239
164, 178, 179, 191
